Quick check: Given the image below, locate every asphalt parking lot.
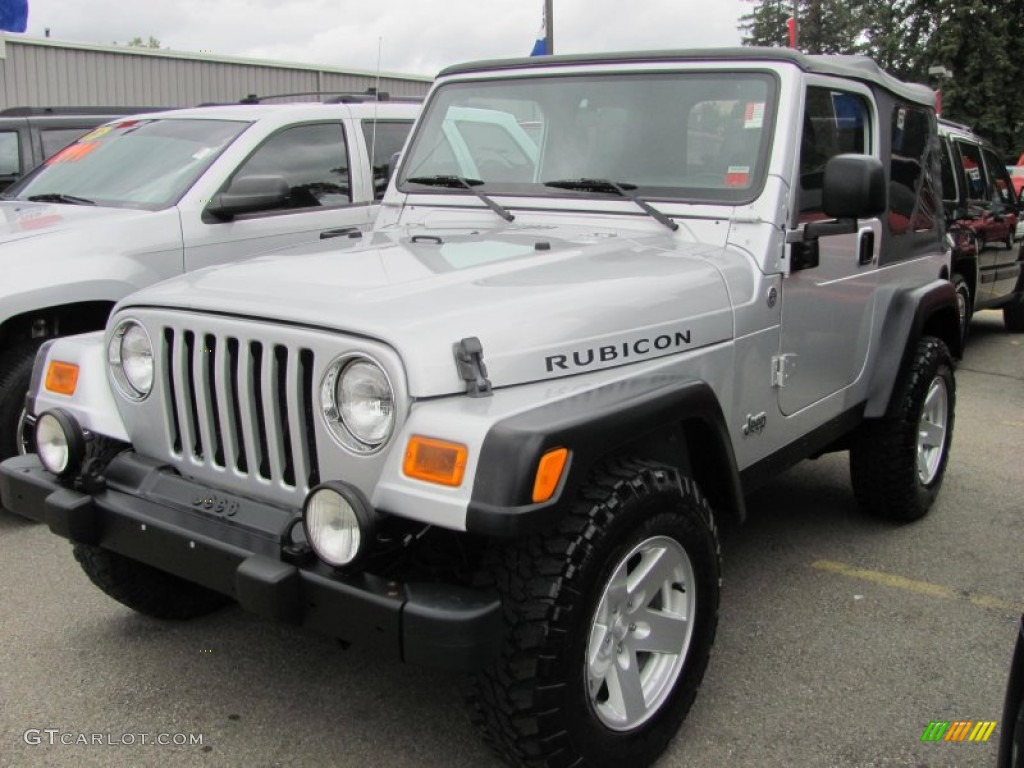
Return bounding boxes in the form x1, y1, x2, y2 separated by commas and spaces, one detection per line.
1, 310, 1021, 768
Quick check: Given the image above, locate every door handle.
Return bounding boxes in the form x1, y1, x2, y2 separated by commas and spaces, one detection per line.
320, 227, 361, 240
858, 229, 875, 265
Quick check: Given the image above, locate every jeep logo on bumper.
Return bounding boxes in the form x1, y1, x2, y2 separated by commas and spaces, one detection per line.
545, 330, 692, 373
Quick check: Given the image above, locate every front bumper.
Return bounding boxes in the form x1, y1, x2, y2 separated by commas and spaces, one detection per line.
0, 453, 502, 672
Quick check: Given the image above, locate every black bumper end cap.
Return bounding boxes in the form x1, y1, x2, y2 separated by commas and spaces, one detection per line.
0, 454, 55, 522
401, 583, 503, 671
236, 555, 302, 624
46, 488, 99, 544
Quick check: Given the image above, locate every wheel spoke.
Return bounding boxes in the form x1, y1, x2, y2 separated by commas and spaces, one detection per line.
627, 546, 680, 601
917, 448, 930, 479
918, 420, 944, 448
632, 608, 689, 655
606, 648, 647, 722
923, 382, 945, 415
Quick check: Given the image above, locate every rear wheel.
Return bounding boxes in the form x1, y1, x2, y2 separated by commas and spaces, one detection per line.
1005, 295, 1024, 332
952, 273, 972, 344
467, 460, 721, 768
850, 337, 955, 522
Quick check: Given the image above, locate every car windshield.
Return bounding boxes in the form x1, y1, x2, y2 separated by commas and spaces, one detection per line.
4, 118, 249, 210
398, 71, 778, 204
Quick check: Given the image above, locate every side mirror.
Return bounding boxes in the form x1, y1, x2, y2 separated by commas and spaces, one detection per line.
206, 174, 290, 220
822, 154, 886, 220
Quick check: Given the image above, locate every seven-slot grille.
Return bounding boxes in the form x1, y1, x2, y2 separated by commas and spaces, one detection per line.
161, 327, 320, 493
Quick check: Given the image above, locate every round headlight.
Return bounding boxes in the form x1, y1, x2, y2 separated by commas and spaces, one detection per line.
108, 319, 153, 400
321, 357, 395, 453
302, 483, 376, 567
35, 409, 85, 477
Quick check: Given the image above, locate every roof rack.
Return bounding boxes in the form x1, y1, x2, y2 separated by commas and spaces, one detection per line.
0, 105, 168, 117
237, 88, 422, 105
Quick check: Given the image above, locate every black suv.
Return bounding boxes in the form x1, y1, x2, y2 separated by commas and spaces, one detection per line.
938, 118, 1024, 336
0, 106, 163, 191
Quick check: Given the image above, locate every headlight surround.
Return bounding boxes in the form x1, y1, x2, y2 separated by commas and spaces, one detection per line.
35, 409, 86, 477
302, 482, 377, 568
320, 356, 395, 453
108, 319, 154, 400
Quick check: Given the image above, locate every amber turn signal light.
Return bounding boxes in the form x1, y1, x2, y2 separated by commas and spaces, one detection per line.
44, 361, 79, 396
532, 447, 569, 503
403, 436, 468, 487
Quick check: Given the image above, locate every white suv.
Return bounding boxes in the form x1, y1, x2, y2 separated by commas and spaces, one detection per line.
0, 97, 420, 458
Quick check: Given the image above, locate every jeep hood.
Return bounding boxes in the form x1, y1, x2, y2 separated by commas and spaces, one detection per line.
121, 225, 736, 396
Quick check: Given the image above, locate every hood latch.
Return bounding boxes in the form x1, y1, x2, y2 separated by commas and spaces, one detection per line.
454, 337, 493, 398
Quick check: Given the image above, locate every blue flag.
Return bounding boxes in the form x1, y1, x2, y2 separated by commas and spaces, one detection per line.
530, 4, 548, 56
0, 0, 28, 32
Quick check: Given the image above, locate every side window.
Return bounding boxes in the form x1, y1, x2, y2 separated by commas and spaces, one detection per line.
889, 105, 939, 235
40, 127, 95, 160
360, 120, 413, 199
956, 141, 987, 202
231, 123, 350, 210
939, 137, 957, 205
0, 131, 20, 178
798, 87, 871, 220
981, 147, 1014, 205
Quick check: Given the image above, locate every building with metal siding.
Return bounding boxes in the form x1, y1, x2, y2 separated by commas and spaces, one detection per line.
0, 35, 432, 110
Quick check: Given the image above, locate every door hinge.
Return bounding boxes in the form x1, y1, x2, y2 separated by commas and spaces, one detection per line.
771, 354, 797, 388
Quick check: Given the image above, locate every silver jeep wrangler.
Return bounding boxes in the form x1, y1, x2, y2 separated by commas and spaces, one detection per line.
0, 49, 961, 768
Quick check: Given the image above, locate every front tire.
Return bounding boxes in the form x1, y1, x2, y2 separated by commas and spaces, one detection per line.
467, 460, 721, 768
74, 544, 230, 620
849, 337, 955, 522
0, 340, 44, 461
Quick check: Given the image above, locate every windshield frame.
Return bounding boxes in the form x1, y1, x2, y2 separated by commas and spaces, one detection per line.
397, 68, 781, 207
3, 117, 253, 211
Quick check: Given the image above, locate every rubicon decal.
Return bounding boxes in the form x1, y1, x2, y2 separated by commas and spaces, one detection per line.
545, 330, 693, 373
920, 720, 997, 742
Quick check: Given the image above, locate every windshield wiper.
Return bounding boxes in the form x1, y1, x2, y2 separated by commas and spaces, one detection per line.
543, 178, 678, 232
405, 175, 515, 222
26, 193, 96, 206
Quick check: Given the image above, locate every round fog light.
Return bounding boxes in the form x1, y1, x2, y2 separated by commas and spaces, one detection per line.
302, 483, 377, 568
35, 409, 86, 477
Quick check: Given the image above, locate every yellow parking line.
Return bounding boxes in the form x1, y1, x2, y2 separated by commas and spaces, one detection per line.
810, 560, 1021, 613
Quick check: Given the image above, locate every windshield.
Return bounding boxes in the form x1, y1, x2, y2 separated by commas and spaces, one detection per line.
398, 71, 778, 204
4, 118, 249, 210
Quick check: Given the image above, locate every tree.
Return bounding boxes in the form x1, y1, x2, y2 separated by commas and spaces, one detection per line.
738, 0, 1024, 158
112, 36, 164, 49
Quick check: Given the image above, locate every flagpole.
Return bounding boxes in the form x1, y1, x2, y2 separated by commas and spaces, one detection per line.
545, 0, 554, 54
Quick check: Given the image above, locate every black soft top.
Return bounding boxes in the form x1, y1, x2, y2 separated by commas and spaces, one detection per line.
439, 47, 935, 107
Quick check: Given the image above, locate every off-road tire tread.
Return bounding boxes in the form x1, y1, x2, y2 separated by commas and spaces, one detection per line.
849, 337, 954, 522
73, 543, 230, 620
465, 458, 720, 768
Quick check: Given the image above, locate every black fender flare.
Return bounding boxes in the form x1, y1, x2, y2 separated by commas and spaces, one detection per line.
465, 375, 745, 536
864, 279, 960, 419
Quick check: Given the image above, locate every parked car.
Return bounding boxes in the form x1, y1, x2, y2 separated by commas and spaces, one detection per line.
0, 106, 169, 191
0, 95, 420, 460
1000, 615, 1024, 767
938, 119, 1024, 338
0, 49, 960, 768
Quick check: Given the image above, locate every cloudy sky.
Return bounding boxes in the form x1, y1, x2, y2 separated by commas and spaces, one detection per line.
19, 0, 750, 77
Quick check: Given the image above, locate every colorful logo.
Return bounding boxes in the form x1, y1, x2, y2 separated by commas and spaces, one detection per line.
920, 721, 997, 742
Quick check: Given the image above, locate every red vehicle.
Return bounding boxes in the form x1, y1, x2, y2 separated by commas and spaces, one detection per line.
938, 119, 1024, 339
